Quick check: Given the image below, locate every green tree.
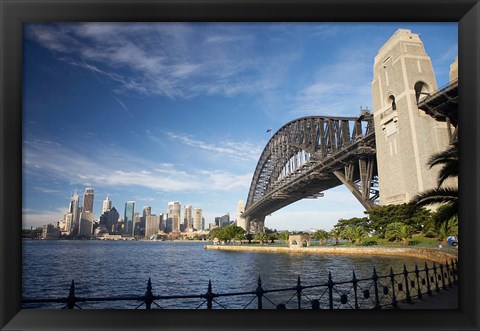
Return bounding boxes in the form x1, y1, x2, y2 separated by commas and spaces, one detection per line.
352, 227, 367, 244
254, 232, 268, 244
279, 231, 289, 244
312, 229, 330, 245
330, 228, 342, 245
366, 204, 431, 237
384, 222, 413, 244
340, 226, 355, 243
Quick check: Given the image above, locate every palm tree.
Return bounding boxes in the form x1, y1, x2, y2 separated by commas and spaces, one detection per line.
412, 141, 458, 221
352, 227, 367, 244
385, 222, 413, 245
330, 228, 342, 245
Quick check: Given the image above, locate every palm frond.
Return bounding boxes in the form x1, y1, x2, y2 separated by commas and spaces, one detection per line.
411, 187, 458, 207
437, 162, 458, 187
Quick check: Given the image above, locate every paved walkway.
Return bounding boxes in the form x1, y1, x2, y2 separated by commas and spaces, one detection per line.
396, 286, 458, 309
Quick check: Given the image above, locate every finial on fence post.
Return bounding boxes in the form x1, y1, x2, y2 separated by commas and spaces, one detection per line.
67, 279, 76, 309
296, 275, 302, 309
327, 271, 334, 310
403, 264, 412, 304
144, 278, 153, 310
206, 279, 213, 310
352, 270, 359, 309
256, 276, 264, 310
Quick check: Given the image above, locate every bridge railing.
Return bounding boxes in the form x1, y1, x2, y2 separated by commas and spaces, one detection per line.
23, 259, 457, 309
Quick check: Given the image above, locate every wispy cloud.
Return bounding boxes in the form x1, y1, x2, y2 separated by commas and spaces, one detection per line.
23, 138, 253, 194
26, 23, 296, 99
22, 208, 66, 228
165, 132, 263, 161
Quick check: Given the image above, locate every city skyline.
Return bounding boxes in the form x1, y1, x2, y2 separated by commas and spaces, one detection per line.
22, 22, 457, 231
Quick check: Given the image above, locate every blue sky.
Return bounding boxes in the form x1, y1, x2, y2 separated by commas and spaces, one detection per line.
22, 22, 458, 231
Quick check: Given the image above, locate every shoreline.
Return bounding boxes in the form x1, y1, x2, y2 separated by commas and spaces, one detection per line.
204, 244, 458, 264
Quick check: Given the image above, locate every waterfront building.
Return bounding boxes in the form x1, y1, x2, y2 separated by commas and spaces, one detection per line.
69, 191, 80, 234
124, 201, 135, 236
78, 211, 94, 238
99, 206, 120, 234
159, 213, 167, 232
63, 213, 73, 234
193, 208, 202, 231
145, 214, 160, 238
134, 214, 143, 236
42, 223, 59, 239
215, 213, 230, 228
142, 206, 151, 229
168, 201, 181, 232
184, 205, 193, 230
82, 188, 95, 213
102, 196, 112, 213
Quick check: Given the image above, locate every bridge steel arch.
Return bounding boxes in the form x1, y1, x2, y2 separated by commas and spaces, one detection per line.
243, 113, 378, 233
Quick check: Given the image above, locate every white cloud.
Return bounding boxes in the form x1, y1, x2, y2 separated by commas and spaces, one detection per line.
165, 132, 263, 161
23, 138, 253, 194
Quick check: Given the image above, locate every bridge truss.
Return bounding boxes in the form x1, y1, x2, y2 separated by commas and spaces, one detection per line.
243, 113, 378, 232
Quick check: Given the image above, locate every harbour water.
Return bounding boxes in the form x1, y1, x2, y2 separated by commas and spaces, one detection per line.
23, 240, 432, 309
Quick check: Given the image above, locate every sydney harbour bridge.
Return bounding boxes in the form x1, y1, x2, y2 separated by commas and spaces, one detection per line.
241, 30, 458, 234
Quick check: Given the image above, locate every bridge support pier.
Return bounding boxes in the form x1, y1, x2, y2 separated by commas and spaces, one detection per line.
246, 216, 265, 235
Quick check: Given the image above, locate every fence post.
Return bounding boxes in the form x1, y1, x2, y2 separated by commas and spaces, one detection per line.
66, 279, 76, 309
372, 267, 381, 309
445, 260, 453, 288
403, 265, 412, 304
256, 276, 264, 310
296, 275, 302, 310
452, 259, 458, 285
144, 278, 153, 310
414, 264, 422, 300
424, 262, 433, 297
327, 271, 334, 310
439, 264, 447, 290
352, 270, 359, 309
206, 280, 214, 309
433, 262, 440, 293
389, 267, 397, 308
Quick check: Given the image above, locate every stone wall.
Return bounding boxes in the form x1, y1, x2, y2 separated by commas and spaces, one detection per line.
204, 245, 457, 265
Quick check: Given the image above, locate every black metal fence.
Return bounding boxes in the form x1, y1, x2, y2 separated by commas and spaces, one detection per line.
23, 259, 458, 309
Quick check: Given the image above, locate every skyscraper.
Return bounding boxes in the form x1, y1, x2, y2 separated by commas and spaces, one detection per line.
168, 201, 181, 232
102, 196, 112, 213
124, 201, 135, 236
82, 188, 95, 213
78, 188, 95, 238
184, 205, 193, 230
193, 208, 202, 231
69, 191, 80, 235
145, 214, 160, 238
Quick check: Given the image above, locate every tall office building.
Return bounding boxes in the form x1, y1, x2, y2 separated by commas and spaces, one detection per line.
184, 205, 193, 230
102, 196, 112, 213
82, 188, 95, 213
168, 201, 181, 232
124, 201, 135, 236
193, 208, 202, 231
145, 215, 160, 238
69, 191, 80, 234
99, 206, 120, 234
77, 188, 95, 238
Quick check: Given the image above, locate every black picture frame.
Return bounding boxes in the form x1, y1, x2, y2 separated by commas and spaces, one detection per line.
1, 0, 479, 330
